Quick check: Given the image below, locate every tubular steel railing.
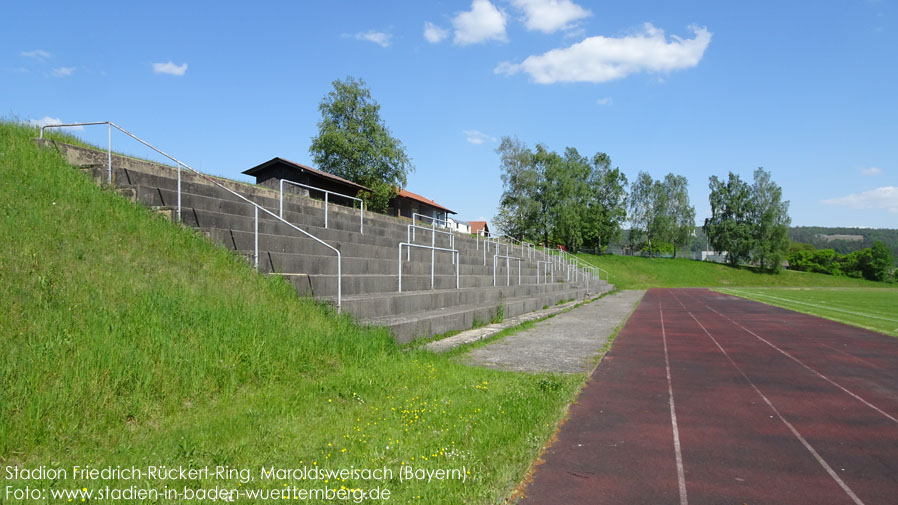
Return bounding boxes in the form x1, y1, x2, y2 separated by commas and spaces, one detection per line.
39, 121, 344, 312
493, 254, 522, 287
407, 224, 455, 263
398, 243, 459, 292
413, 212, 449, 229
536, 260, 554, 284
279, 179, 364, 234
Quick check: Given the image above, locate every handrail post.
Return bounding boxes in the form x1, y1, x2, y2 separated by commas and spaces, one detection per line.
324, 192, 329, 229
254, 206, 259, 271
398, 244, 403, 292
431, 224, 435, 289
455, 251, 459, 289
518, 260, 521, 285
279, 179, 284, 219
506, 256, 510, 286
177, 162, 182, 221
106, 122, 112, 184
360, 201, 364, 235
336, 251, 342, 313
493, 254, 497, 287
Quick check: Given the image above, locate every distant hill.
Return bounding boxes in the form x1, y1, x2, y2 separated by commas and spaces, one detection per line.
789, 226, 898, 261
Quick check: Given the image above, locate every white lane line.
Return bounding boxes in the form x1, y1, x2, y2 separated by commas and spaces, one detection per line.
659, 304, 689, 505
686, 310, 866, 505
719, 289, 898, 323
701, 301, 898, 426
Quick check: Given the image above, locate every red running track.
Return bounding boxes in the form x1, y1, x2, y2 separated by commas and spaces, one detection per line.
519, 288, 898, 505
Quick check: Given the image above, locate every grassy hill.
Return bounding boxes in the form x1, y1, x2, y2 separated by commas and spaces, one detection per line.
0, 121, 581, 504
577, 253, 889, 291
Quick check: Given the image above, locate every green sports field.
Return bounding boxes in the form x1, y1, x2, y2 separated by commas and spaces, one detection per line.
717, 287, 898, 337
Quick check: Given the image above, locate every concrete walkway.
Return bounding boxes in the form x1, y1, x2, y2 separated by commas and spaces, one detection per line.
461, 290, 645, 374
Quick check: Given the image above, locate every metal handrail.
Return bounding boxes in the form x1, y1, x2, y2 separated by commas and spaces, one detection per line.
407, 224, 454, 262
279, 179, 364, 234
536, 260, 554, 284
398, 242, 459, 292
413, 212, 449, 228
409, 223, 454, 248
493, 254, 522, 286
39, 121, 344, 312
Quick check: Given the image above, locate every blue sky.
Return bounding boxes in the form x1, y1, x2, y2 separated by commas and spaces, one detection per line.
3, 0, 896, 229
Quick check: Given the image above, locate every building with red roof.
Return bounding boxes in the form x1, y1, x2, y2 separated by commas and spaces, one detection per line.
469, 221, 489, 236
389, 188, 456, 223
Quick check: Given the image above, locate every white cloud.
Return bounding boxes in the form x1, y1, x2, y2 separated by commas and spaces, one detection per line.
822, 186, 898, 213
52, 66, 74, 77
152, 61, 188, 76
463, 129, 497, 145
354, 30, 392, 47
423, 22, 449, 43
862, 166, 882, 176
596, 97, 613, 106
511, 0, 591, 33
496, 23, 712, 84
28, 117, 84, 131
452, 0, 508, 45
21, 49, 51, 60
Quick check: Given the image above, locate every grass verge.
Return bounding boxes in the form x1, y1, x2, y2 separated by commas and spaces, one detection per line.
577, 253, 889, 290
717, 287, 898, 337
0, 121, 582, 504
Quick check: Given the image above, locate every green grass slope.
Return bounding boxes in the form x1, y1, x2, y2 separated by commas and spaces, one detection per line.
578, 253, 888, 290
0, 122, 581, 504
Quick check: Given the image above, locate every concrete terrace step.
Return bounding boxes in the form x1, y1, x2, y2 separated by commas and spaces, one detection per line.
279, 271, 541, 297
202, 227, 487, 267
252, 250, 537, 278
360, 286, 593, 343
332, 283, 590, 319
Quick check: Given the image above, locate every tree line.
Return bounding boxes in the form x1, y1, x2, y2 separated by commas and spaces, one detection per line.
789, 226, 898, 261
788, 241, 896, 282
494, 137, 792, 272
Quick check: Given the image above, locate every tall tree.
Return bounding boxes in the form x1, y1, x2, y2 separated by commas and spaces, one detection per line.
546, 147, 590, 252
750, 167, 791, 272
661, 173, 696, 258
628, 172, 694, 256
705, 172, 755, 267
495, 137, 541, 240
705, 168, 790, 271
583, 153, 628, 252
309, 76, 413, 212
628, 172, 656, 251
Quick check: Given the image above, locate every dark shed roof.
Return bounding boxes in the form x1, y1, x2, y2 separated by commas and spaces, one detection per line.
243, 157, 372, 193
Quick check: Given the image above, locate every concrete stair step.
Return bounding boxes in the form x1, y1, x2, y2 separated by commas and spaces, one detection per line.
279, 272, 533, 297
333, 283, 589, 319
360, 286, 593, 343
177, 206, 465, 254
203, 227, 481, 266
253, 250, 528, 277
